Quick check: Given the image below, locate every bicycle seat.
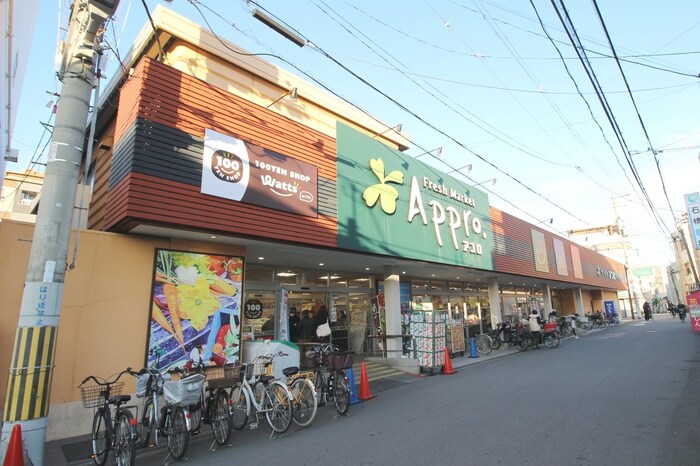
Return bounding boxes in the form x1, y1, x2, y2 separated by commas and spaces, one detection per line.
110, 394, 131, 405
259, 375, 275, 384
283, 366, 299, 377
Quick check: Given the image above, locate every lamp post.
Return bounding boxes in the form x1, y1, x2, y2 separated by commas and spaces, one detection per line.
0, 1, 120, 462
414, 147, 442, 159
473, 178, 496, 187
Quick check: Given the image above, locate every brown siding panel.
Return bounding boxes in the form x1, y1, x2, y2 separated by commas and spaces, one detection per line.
491, 208, 626, 290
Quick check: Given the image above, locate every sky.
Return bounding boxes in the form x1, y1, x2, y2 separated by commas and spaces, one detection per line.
10, 0, 700, 269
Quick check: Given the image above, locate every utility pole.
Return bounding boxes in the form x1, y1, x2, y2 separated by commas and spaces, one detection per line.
612, 195, 636, 319
1, 1, 119, 463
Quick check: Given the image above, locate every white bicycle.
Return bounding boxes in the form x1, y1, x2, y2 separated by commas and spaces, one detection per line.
229, 352, 294, 435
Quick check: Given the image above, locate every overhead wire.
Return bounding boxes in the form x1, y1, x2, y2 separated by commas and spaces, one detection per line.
550, 0, 670, 237
591, 0, 678, 231
240, 1, 591, 224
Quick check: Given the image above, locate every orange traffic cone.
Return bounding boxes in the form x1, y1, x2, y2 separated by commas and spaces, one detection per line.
442, 346, 457, 375
3, 424, 24, 466
358, 361, 376, 401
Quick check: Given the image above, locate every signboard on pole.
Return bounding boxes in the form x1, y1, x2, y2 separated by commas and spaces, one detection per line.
687, 290, 700, 333
684, 192, 700, 250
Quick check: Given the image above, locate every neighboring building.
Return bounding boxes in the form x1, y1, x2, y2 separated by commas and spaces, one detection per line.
1, 0, 43, 190
671, 213, 700, 298
0, 169, 42, 222
0, 6, 628, 444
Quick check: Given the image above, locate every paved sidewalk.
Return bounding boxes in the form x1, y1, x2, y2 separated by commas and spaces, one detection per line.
42, 320, 628, 464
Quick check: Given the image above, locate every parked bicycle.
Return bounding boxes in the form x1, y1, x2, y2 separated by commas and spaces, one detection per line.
229, 352, 293, 435
133, 356, 207, 461
78, 369, 137, 466
185, 363, 236, 450
160, 370, 206, 461
284, 367, 318, 427
491, 322, 529, 351
307, 344, 352, 415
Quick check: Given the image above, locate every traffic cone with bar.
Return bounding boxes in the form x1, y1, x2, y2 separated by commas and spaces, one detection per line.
358, 362, 376, 401
442, 346, 457, 375
347, 367, 360, 404
3, 424, 24, 466
468, 336, 479, 358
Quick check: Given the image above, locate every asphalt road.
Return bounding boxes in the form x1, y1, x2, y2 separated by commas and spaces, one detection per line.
132, 314, 699, 466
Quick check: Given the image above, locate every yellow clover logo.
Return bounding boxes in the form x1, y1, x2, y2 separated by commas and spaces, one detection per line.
362, 158, 404, 215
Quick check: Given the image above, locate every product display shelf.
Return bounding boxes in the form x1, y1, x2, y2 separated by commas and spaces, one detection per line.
409, 310, 447, 375
446, 318, 466, 357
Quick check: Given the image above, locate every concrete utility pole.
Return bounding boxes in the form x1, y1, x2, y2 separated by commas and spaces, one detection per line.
1, 1, 119, 463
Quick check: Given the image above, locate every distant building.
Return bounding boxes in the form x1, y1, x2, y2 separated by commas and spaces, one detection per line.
0, 169, 42, 222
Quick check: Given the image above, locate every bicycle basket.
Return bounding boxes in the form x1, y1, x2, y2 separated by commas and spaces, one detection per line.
80, 382, 124, 409
205, 364, 240, 390
327, 351, 354, 371
163, 374, 205, 406
305, 350, 319, 369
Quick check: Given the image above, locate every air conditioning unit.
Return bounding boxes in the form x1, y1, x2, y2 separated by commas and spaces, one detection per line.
5, 149, 18, 163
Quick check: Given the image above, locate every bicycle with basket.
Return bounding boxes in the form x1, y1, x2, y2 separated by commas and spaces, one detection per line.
306, 344, 353, 416
186, 362, 238, 450
78, 368, 138, 466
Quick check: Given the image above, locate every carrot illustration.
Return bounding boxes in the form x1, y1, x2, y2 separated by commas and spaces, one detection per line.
152, 299, 175, 335
163, 283, 185, 349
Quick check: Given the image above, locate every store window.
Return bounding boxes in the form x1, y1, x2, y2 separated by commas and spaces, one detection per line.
241, 291, 276, 341
276, 268, 302, 286
245, 264, 274, 283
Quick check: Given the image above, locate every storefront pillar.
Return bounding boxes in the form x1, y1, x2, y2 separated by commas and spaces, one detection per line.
573, 288, 585, 316
542, 284, 553, 315
487, 277, 502, 328
383, 266, 402, 358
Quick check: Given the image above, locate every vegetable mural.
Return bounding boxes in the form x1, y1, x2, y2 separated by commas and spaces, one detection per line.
148, 249, 243, 370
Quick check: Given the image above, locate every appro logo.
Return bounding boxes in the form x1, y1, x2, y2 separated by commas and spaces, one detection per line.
211, 149, 244, 183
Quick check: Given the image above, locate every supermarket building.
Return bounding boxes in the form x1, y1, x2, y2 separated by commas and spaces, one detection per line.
0, 6, 626, 441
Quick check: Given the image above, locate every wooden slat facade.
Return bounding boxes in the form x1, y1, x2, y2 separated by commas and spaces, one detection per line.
92, 57, 338, 249
491, 208, 627, 290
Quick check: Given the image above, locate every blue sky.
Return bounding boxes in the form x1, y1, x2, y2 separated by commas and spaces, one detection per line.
11, 0, 700, 267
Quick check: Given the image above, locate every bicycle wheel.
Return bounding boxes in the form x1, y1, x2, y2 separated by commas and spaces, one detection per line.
263, 381, 292, 433
166, 406, 189, 460
579, 322, 591, 334
475, 334, 493, 355
114, 411, 137, 466
490, 335, 501, 350
230, 382, 250, 430
515, 335, 529, 352
212, 390, 233, 446
332, 370, 350, 416
137, 398, 155, 448
290, 377, 317, 427
543, 332, 560, 348
91, 409, 109, 466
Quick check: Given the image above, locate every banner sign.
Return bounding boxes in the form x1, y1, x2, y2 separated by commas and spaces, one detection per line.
684, 192, 700, 250
687, 290, 700, 333
148, 249, 243, 370
553, 238, 568, 276
532, 229, 549, 272
336, 122, 493, 270
201, 128, 318, 218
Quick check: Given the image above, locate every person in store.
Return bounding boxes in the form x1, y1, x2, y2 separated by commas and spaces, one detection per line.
529, 310, 543, 349
299, 311, 314, 341
289, 307, 300, 342
262, 317, 274, 333
313, 303, 331, 343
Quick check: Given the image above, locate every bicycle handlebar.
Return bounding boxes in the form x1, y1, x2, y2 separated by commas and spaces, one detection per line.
78, 367, 133, 388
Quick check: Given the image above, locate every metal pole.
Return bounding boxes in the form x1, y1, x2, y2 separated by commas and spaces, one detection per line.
613, 195, 636, 319
1, 1, 118, 463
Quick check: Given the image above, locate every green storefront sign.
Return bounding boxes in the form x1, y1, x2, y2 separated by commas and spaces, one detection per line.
336, 122, 494, 270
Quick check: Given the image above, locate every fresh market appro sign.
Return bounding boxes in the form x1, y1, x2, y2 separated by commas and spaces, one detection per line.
201, 128, 318, 217
337, 123, 493, 269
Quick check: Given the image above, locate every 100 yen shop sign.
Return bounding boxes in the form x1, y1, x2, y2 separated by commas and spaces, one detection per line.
201, 128, 319, 218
